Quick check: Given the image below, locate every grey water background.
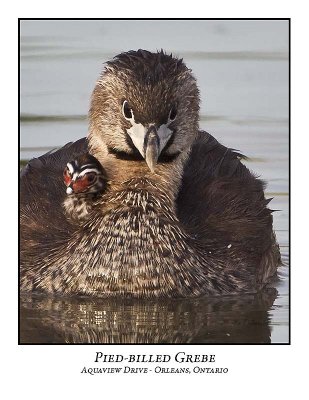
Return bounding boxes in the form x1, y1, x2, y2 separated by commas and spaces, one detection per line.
19, 20, 289, 344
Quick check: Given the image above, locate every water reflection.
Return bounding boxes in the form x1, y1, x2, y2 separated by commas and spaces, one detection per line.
20, 288, 278, 344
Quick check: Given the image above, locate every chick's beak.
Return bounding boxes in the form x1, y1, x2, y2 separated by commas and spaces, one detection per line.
66, 185, 73, 195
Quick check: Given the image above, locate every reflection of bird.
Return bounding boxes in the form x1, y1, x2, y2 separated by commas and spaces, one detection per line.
20, 288, 278, 344
20, 49, 281, 298
63, 154, 107, 224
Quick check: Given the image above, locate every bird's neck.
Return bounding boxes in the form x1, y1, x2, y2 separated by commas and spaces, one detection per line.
88, 138, 190, 211
63, 193, 98, 224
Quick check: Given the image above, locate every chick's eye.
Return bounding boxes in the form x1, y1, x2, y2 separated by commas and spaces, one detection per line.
122, 100, 133, 119
169, 106, 177, 121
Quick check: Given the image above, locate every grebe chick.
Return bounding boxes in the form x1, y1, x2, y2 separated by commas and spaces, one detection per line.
63, 153, 107, 223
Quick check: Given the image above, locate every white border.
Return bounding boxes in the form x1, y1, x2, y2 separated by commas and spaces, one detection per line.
3, 2, 307, 397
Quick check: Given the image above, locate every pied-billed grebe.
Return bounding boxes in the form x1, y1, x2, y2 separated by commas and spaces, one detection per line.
20, 49, 281, 298
63, 153, 107, 224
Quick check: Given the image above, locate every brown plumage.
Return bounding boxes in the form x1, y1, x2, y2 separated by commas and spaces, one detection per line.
20, 49, 281, 298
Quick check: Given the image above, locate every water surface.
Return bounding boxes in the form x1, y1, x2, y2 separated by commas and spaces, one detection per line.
19, 20, 289, 344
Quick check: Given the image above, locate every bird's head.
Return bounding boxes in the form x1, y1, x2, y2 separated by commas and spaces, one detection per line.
89, 50, 200, 172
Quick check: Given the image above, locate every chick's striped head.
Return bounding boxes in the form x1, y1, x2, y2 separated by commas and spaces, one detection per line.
63, 154, 107, 195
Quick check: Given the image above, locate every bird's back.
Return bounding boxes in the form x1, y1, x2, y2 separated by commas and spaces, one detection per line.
20, 138, 87, 205
20, 138, 88, 255
177, 130, 280, 282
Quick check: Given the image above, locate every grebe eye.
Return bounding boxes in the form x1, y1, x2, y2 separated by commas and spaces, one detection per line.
122, 100, 133, 120
169, 106, 177, 122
